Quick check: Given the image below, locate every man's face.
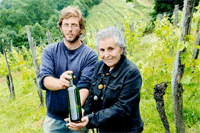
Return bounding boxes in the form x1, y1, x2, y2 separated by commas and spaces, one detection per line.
60, 17, 83, 43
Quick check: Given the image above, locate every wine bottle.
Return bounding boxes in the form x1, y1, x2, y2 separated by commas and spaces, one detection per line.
67, 73, 82, 122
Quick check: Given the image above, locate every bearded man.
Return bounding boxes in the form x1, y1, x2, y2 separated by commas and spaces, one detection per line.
39, 6, 98, 133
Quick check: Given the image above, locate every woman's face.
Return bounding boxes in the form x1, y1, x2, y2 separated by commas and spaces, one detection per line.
98, 38, 122, 71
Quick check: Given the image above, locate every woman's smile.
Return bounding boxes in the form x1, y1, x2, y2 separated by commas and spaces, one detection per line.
98, 38, 122, 70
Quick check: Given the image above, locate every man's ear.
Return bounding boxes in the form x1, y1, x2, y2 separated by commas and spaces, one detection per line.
59, 27, 62, 32
80, 28, 84, 34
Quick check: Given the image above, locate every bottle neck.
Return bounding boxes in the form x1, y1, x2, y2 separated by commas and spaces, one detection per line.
69, 73, 74, 86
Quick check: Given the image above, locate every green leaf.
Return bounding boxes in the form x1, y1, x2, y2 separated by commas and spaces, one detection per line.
178, 41, 185, 51
194, 45, 200, 49
181, 75, 193, 85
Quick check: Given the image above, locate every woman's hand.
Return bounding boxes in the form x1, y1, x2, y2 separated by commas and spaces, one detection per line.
65, 116, 89, 131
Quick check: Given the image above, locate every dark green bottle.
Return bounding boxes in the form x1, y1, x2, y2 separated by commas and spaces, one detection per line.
67, 73, 82, 122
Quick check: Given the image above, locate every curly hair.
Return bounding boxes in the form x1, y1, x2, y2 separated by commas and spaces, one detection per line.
58, 6, 85, 30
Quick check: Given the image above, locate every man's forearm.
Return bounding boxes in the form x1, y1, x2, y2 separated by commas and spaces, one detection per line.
44, 76, 89, 104
43, 76, 63, 91
80, 89, 89, 106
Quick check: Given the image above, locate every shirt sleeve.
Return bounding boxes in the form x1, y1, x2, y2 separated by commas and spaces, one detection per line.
83, 63, 100, 115
39, 46, 55, 90
86, 69, 142, 129
76, 50, 98, 90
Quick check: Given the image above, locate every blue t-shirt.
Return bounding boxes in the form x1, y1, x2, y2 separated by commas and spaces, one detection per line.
39, 41, 98, 120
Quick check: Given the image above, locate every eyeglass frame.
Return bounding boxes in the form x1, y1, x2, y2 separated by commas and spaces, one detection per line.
62, 23, 79, 29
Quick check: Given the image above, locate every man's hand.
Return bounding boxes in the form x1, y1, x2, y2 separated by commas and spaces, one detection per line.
65, 116, 89, 131
59, 70, 73, 89
44, 70, 73, 91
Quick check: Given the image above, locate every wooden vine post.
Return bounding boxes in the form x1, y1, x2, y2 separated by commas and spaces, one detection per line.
2, 39, 15, 99
171, 5, 179, 57
193, 31, 200, 59
171, 0, 195, 133
10, 39, 13, 55
154, 82, 170, 133
130, 22, 134, 33
157, 14, 162, 26
26, 25, 44, 107
46, 30, 53, 44
174, 5, 179, 28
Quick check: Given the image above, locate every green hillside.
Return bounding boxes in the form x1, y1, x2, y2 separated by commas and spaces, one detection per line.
85, 0, 154, 34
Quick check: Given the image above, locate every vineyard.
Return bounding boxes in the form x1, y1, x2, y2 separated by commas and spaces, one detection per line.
85, 0, 153, 32
0, 0, 200, 133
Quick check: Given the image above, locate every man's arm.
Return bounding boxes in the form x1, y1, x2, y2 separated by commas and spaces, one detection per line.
43, 71, 73, 91
79, 89, 89, 106
43, 76, 62, 91
76, 50, 98, 106
43, 69, 90, 108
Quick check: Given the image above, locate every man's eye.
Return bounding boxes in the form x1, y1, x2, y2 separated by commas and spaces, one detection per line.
63, 24, 69, 27
72, 24, 78, 27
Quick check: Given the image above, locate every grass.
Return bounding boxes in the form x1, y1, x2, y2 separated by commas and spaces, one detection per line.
131, 33, 200, 133
0, 73, 46, 133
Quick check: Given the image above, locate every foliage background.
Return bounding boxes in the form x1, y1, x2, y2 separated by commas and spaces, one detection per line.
0, 0, 200, 132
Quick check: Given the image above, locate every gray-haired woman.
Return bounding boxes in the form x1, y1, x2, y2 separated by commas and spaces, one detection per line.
66, 27, 143, 133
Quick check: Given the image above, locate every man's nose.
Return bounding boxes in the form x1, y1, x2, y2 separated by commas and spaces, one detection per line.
68, 25, 72, 30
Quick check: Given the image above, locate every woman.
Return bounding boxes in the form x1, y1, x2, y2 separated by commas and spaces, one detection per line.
66, 27, 143, 133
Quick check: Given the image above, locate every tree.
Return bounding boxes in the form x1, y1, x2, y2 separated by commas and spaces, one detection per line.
0, 0, 12, 9
16, 27, 29, 49
31, 23, 45, 46
152, 0, 199, 17
53, 0, 73, 11
0, 0, 57, 30
0, 9, 11, 28
21, 0, 57, 25
0, 28, 17, 53
0, 0, 58, 49
0, 0, 31, 31
42, 12, 62, 43
73, 0, 102, 18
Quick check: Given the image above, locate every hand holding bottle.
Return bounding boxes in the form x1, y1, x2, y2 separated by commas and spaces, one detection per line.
65, 116, 89, 131
59, 70, 73, 89
43, 70, 74, 91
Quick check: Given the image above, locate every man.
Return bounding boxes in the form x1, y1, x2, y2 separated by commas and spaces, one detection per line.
39, 6, 98, 133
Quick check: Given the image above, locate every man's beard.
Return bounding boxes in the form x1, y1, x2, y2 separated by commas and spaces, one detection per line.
65, 35, 80, 43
